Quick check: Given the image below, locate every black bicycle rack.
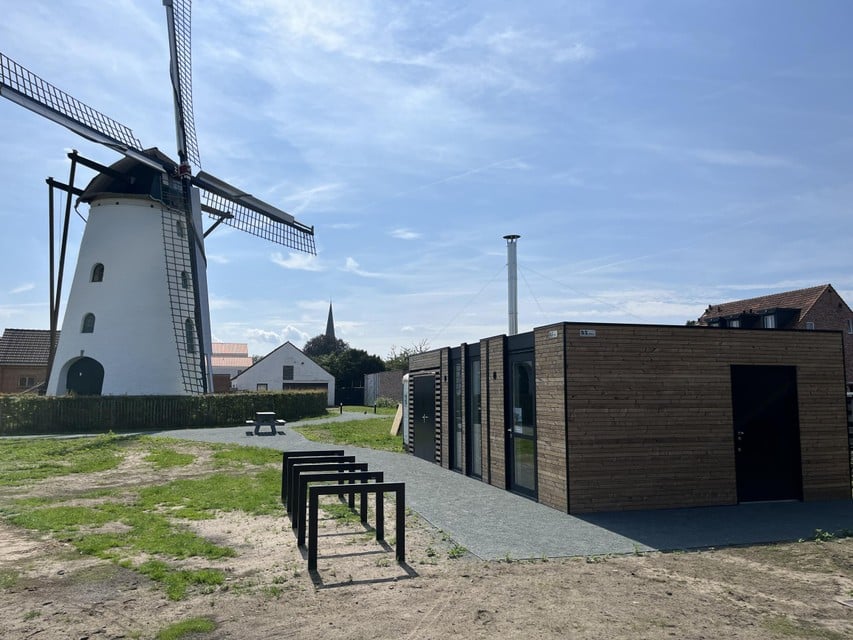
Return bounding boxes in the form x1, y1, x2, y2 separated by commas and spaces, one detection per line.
280, 450, 406, 571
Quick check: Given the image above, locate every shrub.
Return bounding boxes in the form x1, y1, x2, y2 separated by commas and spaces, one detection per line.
0, 391, 326, 435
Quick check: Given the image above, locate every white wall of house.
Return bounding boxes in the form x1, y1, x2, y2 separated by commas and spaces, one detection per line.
231, 342, 335, 405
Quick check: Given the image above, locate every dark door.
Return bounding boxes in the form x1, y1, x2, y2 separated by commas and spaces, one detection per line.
412, 375, 436, 461
66, 357, 105, 396
730, 365, 802, 502
507, 352, 536, 498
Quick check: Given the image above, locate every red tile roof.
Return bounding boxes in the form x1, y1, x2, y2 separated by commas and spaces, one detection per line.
211, 342, 249, 356
0, 329, 57, 366
699, 284, 831, 324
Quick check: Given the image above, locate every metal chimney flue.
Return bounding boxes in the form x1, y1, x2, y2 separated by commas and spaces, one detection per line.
504, 234, 520, 335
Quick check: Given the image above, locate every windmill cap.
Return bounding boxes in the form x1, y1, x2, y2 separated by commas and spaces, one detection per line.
78, 148, 177, 204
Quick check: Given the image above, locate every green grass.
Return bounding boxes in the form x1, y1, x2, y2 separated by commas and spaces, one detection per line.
321, 501, 363, 524
760, 615, 849, 639
211, 444, 280, 467
0, 436, 289, 601
138, 560, 225, 601
0, 568, 19, 589
0, 433, 125, 485
154, 616, 217, 639
137, 469, 282, 518
295, 417, 404, 451
143, 444, 196, 470
9, 501, 234, 561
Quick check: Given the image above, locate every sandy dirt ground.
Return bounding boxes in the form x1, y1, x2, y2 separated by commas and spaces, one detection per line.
0, 441, 851, 640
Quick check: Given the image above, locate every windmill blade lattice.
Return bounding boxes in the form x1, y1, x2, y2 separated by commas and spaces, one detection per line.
163, 0, 201, 169
0, 53, 154, 166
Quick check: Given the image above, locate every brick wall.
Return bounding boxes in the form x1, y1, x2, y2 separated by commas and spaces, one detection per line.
484, 336, 507, 489
439, 348, 450, 469
796, 287, 853, 383
562, 323, 849, 513
0, 365, 48, 394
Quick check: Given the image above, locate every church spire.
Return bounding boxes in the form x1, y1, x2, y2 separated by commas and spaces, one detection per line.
325, 302, 336, 341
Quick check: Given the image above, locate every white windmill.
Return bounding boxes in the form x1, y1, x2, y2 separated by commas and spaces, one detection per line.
0, 1, 315, 396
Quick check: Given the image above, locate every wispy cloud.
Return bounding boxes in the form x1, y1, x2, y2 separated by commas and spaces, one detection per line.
692, 148, 794, 169
342, 257, 386, 278
285, 182, 345, 214
207, 254, 230, 265
390, 228, 421, 240
10, 283, 34, 294
271, 252, 323, 271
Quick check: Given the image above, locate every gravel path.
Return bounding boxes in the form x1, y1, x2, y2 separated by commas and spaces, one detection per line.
158, 414, 853, 560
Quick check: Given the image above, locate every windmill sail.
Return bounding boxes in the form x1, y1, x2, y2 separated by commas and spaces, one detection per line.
163, 0, 201, 169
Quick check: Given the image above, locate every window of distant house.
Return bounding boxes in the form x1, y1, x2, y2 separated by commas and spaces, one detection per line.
91, 263, 104, 282
728, 319, 740, 328
256, 383, 268, 391
18, 376, 35, 388
848, 318, 853, 334
763, 315, 776, 329
185, 318, 195, 353
81, 313, 95, 333
806, 321, 815, 330
282, 365, 294, 381
180, 271, 190, 289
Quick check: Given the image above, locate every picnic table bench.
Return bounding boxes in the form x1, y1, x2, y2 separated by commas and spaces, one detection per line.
245, 411, 286, 436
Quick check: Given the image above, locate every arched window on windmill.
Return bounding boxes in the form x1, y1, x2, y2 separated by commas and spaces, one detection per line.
81, 313, 96, 333
176, 219, 185, 238
185, 318, 196, 353
91, 263, 104, 282
181, 270, 190, 289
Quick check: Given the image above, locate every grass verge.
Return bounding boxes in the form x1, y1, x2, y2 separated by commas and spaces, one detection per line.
0, 435, 284, 601
294, 417, 403, 452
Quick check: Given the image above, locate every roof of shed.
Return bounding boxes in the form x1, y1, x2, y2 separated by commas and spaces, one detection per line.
0, 329, 57, 366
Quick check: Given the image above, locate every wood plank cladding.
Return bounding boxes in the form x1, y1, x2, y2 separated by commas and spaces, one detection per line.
561, 323, 849, 513
409, 322, 850, 515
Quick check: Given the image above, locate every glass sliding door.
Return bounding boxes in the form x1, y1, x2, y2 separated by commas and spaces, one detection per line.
508, 352, 536, 497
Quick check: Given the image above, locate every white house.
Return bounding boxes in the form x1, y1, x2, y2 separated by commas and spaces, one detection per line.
231, 341, 335, 405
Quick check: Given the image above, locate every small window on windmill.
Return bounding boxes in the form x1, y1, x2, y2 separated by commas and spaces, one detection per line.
180, 271, 190, 289
91, 263, 104, 282
805, 321, 815, 330
176, 220, 185, 238
283, 365, 294, 380
185, 318, 196, 353
81, 313, 95, 333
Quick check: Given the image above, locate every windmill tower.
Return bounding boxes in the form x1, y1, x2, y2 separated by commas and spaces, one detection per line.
0, 1, 316, 396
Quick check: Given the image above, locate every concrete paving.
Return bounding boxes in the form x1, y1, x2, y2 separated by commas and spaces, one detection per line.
157, 413, 853, 560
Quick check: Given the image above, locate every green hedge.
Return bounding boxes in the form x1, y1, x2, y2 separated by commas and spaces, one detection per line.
0, 391, 327, 435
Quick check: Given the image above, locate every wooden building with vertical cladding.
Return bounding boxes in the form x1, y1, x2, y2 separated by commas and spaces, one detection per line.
406, 322, 851, 514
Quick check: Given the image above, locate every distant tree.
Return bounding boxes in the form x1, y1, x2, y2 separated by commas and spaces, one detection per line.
385, 339, 431, 372
251, 354, 263, 364
317, 348, 385, 388
685, 320, 698, 326
303, 334, 349, 358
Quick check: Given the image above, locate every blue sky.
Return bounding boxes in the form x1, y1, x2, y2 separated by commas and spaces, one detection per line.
1, 0, 852, 360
